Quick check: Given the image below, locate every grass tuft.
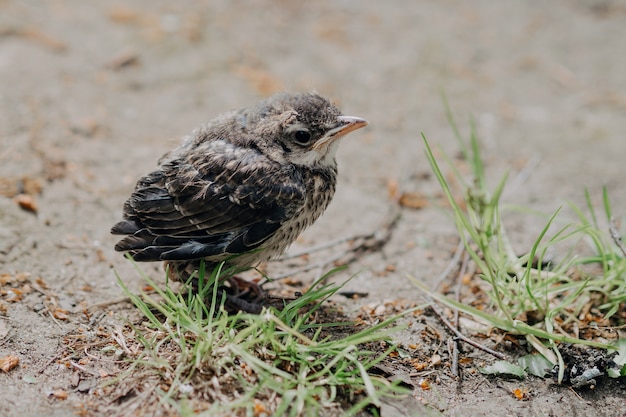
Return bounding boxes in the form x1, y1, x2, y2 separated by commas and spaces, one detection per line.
414, 107, 625, 382
115, 262, 410, 416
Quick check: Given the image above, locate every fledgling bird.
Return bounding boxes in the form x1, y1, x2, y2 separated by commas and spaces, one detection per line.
111, 92, 368, 312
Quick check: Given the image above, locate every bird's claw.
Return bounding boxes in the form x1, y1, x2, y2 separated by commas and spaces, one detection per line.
220, 276, 266, 313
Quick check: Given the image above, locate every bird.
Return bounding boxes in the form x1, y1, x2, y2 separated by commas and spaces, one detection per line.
111, 92, 368, 312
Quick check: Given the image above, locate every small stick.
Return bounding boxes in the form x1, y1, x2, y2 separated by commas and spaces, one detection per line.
69, 360, 101, 377
503, 153, 541, 196
277, 234, 373, 261
37, 349, 65, 374
277, 206, 400, 261
111, 326, 133, 356
269, 206, 400, 280
568, 386, 585, 400
266, 252, 347, 280
450, 338, 460, 379
433, 239, 464, 291
451, 251, 469, 378
87, 296, 133, 310
609, 218, 626, 257
429, 305, 507, 361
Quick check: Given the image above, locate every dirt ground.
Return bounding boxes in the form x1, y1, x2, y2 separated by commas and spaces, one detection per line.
1, 1, 626, 416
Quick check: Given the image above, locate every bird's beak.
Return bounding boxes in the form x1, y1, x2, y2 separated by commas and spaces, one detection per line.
313, 116, 368, 150
331, 116, 369, 139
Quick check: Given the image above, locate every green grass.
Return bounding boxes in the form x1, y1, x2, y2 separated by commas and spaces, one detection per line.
413, 105, 626, 382
116, 263, 411, 416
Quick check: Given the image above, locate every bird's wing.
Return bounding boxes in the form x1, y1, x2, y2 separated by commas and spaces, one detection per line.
111, 140, 305, 262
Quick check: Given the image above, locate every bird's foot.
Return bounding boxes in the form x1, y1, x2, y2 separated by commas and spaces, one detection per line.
221, 276, 266, 313
219, 276, 299, 313
225, 276, 265, 302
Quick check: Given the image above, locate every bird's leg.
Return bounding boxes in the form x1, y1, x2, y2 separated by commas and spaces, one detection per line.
222, 291, 264, 314
217, 276, 267, 314
173, 263, 269, 313
225, 276, 265, 303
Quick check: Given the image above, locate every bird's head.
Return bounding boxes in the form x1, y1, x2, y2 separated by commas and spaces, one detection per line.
249, 92, 368, 167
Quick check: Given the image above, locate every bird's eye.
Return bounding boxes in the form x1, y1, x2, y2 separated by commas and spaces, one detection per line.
294, 130, 312, 145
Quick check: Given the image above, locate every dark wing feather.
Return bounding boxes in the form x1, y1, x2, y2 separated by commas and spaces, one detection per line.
112, 141, 305, 263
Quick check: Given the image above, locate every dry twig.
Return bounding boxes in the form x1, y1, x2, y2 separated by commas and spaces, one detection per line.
70, 360, 101, 377
433, 239, 464, 291
451, 251, 470, 379
429, 305, 507, 361
87, 296, 133, 310
609, 217, 626, 257
269, 206, 401, 280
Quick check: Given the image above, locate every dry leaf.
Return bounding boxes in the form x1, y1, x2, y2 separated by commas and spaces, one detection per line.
14, 194, 38, 213
418, 378, 431, 390
512, 387, 530, 400
430, 354, 442, 366
5, 289, 23, 302
35, 277, 48, 289
49, 389, 69, 400
0, 355, 19, 372
0, 274, 11, 285
0, 176, 43, 197
281, 278, 302, 286
96, 249, 106, 263
108, 51, 140, 70
411, 360, 427, 371
13, 272, 30, 282
253, 399, 267, 417
52, 308, 70, 320
398, 191, 429, 209
386, 179, 399, 200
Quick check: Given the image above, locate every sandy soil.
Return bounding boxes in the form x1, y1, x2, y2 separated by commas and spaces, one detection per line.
1, 1, 625, 416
